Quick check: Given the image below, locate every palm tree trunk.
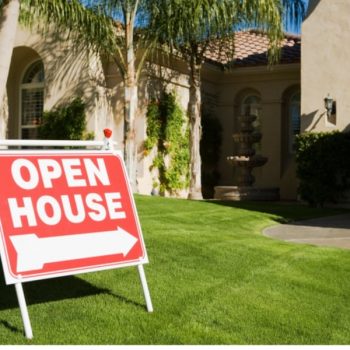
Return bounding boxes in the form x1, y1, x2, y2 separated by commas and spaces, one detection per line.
122, 1, 138, 192
0, 0, 20, 138
124, 73, 137, 192
188, 56, 203, 200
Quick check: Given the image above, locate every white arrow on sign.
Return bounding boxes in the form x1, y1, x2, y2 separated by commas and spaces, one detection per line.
10, 227, 138, 272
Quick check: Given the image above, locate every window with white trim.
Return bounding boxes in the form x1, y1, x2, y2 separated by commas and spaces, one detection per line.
20, 61, 45, 139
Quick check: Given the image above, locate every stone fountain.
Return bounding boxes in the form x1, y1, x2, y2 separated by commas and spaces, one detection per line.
214, 114, 279, 201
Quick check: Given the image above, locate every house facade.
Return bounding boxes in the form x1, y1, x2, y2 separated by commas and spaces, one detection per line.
202, 31, 301, 200
3, 20, 304, 200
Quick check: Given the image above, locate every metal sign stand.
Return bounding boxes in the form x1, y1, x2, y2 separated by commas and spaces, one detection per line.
138, 265, 153, 312
15, 281, 33, 339
0, 135, 153, 339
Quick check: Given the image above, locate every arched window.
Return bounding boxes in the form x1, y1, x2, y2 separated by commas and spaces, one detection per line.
241, 95, 261, 117
20, 60, 45, 139
241, 94, 261, 131
241, 94, 262, 151
288, 91, 300, 152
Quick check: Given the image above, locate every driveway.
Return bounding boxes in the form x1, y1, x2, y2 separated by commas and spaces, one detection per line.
263, 214, 350, 250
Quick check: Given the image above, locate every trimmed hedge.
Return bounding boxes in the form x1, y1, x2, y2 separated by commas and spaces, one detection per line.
295, 131, 350, 206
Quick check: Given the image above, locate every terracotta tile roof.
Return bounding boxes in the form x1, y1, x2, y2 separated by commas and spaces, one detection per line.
204, 30, 301, 68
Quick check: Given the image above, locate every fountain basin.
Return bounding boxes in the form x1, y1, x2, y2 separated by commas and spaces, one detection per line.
227, 155, 267, 168
214, 186, 280, 201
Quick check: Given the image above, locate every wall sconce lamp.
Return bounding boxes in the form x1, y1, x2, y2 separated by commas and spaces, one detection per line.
324, 94, 336, 117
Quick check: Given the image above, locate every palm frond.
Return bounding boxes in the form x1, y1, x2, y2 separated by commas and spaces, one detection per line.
19, 0, 116, 54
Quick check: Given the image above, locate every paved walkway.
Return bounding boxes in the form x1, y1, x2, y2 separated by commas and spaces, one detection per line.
263, 214, 350, 250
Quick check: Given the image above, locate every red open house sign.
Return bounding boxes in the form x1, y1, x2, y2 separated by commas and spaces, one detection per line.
0, 151, 148, 284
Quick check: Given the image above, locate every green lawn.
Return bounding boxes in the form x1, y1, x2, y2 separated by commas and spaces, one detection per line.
0, 195, 350, 344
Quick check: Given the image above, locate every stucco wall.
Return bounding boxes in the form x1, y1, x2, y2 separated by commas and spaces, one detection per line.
302, 0, 350, 132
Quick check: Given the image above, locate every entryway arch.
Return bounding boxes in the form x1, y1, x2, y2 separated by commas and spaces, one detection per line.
20, 60, 45, 139
7, 46, 45, 139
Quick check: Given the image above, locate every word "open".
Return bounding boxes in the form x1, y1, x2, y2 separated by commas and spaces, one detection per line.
11, 158, 110, 189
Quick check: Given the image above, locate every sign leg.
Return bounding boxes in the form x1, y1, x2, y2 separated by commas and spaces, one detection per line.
137, 264, 153, 312
15, 282, 33, 339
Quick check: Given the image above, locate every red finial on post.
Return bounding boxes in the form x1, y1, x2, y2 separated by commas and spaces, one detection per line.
103, 128, 112, 139
103, 128, 113, 150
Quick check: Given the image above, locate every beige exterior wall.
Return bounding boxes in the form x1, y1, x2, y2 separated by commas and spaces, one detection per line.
302, 0, 350, 132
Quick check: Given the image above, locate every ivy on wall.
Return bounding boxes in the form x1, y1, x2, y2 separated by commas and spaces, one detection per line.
144, 92, 189, 195
38, 97, 94, 140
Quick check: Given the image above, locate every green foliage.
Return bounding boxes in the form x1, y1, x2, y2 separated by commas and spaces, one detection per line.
38, 97, 93, 140
144, 100, 161, 151
200, 111, 222, 199
144, 93, 189, 195
295, 131, 350, 207
17, 0, 116, 54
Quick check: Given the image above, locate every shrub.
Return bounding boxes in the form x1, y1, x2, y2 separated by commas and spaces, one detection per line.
38, 97, 93, 140
295, 131, 350, 207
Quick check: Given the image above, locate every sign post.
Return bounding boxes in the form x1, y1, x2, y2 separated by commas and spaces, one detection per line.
138, 264, 153, 312
15, 281, 33, 339
0, 133, 152, 339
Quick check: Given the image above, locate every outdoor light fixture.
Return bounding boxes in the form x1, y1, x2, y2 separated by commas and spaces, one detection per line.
324, 94, 336, 117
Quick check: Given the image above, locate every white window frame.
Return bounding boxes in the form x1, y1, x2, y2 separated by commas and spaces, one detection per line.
19, 60, 45, 139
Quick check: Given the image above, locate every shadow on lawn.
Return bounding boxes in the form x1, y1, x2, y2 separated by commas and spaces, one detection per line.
0, 269, 146, 312
0, 271, 145, 335
0, 273, 110, 334
206, 200, 302, 223
0, 319, 22, 334
206, 200, 350, 226
0, 274, 107, 312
